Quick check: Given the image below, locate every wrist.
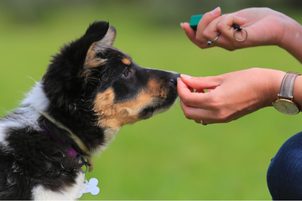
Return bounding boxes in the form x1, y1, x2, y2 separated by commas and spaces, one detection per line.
247, 68, 285, 107
268, 12, 288, 46
278, 15, 302, 50
272, 72, 301, 114
259, 68, 286, 106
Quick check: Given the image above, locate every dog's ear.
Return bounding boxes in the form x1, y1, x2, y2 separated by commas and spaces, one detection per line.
84, 21, 116, 46
84, 22, 116, 68
43, 21, 117, 107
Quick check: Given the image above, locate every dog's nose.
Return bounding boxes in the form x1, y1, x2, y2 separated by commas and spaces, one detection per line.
168, 73, 180, 87
169, 77, 178, 87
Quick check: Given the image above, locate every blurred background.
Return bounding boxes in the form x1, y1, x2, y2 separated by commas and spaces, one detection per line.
0, 0, 301, 199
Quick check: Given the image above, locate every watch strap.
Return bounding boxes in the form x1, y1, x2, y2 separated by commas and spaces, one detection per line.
278, 72, 299, 99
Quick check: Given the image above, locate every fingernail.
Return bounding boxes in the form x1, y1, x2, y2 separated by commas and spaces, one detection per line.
180, 22, 185, 29
180, 74, 192, 79
211, 6, 221, 15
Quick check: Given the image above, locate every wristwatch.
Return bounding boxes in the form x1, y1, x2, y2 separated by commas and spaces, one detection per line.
272, 72, 300, 115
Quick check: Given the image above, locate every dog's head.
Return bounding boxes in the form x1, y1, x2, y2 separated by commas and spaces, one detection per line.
43, 21, 178, 132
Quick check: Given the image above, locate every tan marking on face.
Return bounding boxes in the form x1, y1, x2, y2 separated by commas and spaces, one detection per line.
121, 57, 131, 65
84, 42, 107, 68
147, 79, 168, 98
93, 79, 169, 130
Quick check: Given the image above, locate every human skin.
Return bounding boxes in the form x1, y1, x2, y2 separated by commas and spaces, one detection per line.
178, 7, 302, 124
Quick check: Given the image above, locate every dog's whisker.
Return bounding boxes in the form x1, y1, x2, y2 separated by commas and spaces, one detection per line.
26, 75, 39, 84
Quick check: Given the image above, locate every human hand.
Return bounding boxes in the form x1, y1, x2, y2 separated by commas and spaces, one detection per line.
177, 68, 285, 124
181, 7, 293, 50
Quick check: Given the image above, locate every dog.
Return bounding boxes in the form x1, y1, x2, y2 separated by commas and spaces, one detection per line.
0, 21, 178, 200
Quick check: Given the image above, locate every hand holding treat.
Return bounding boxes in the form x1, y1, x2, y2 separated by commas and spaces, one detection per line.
178, 7, 302, 125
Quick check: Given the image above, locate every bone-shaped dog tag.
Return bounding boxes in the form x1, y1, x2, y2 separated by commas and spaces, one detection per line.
77, 178, 100, 198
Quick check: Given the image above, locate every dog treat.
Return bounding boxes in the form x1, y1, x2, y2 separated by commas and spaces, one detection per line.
189, 14, 203, 31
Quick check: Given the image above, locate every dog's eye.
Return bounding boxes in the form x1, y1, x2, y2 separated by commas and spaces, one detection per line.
122, 67, 132, 79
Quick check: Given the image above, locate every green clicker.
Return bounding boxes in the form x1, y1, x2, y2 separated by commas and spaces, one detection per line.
189, 14, 203, 31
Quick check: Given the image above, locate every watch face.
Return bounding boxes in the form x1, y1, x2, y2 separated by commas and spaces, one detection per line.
273, 99, 300, 115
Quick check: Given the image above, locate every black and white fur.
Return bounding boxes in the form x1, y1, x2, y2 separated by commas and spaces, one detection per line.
0, 21, 178, 200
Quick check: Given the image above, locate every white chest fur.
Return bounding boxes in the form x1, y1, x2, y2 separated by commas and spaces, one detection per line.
32, 172, 85, 200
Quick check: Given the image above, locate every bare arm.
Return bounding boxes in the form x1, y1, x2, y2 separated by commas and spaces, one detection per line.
177, 68, 302, 125
278, 17, 302, 62
181, 7, 302, 62
178, 8, 302, 124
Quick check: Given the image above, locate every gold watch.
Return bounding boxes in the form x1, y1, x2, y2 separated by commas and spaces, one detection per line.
272, 72, 300, 115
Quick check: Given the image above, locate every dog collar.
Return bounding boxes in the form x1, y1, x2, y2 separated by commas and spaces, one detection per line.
31, 106, 93, 172
67, 147, 93, 172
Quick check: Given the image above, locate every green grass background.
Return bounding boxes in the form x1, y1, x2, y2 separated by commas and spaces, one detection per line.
0, 3, 301, 200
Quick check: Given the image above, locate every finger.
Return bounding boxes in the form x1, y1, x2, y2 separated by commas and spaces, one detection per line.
180, 22, 198, 45
199, 15, 244, 50
197, 7, 222, 34
180, 101, 216, 124
202, 16, 220, 39
195, 7, 222, 44
177, 78, 212, 108
181, 22, 208, 49
202, 17, 232, 47
180, 74, 221, 91
216, 15, 247, 41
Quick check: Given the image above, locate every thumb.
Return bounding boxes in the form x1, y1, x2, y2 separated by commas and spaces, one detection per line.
180, 22, 196, 43
180, 74, 221, 91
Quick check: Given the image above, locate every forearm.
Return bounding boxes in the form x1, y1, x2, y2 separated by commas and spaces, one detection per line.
278, 16, 302, 63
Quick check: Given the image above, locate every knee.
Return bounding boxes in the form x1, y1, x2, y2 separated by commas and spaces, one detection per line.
267, 132, 302, 200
